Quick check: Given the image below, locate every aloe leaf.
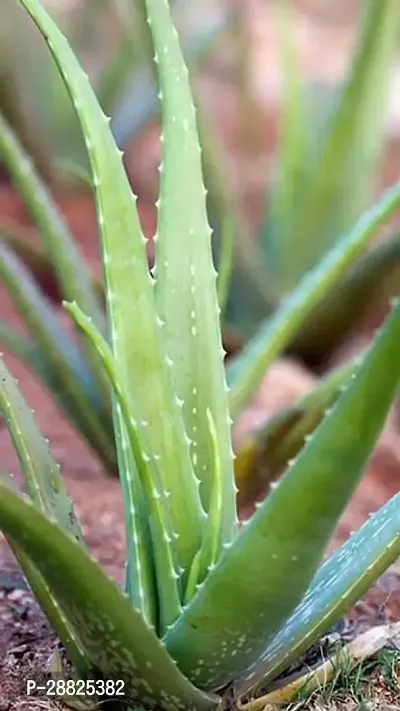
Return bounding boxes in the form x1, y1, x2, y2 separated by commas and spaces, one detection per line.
0, 356, 82, 540
228, 179, 400, 418
237, 492, 400, 695
65, 300, 181, 632
165, 299, 400, 690
9, 541, 89, 675
185, 410, 223, 604
149, 0, 236, 551
111, 8, 232, 147
0, 484, 218, 711
0, 323, 116, 470
0, 471, 88, 676
279, 0, 400, 287
235, 354, 361, 507
0, 113, 104, 334
19, 0, 205, 578
291, 232, 400, 359
0, 244, 115, 466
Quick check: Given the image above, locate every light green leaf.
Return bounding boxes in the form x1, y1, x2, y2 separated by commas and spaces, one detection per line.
0, 484, 218, 711
111, 8, 232, 147
237, 492, 400, 695
235, 354, 361, 507
0, 471, 88, 676
0, 356, 82, 541
0, 244, 115, 465
0, 322, 116, 470
291, 231, 400, 358
18, 0, 204, 580
0, 112, 104, 334
228, 178, 400, 418
65, 300, 180, 632
165, 299, 400, 690
278, 0, 400, 287
149, 0, 236, 552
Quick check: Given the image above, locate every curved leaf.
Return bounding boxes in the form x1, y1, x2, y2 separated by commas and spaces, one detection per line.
235, 354, 361, 508
0, 244, 115, 467
237, 492, 400, 695
165, 299, 400, 690
0, 484, 218, 711
149, 0, 236, 549
0, 112, 104, 333
0, 356, 82, 541
228, 179, 400, 418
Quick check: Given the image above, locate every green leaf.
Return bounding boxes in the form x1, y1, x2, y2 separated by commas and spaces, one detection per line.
0, 484, 218, 711
18, 0, 204, 579
237, 492, 400, 695
111, 8, 232, 147
235, 354, 361, 508
0, 244, 115, 466
149, 0, 237, 551
164, 299, 400, 690
275, 0, 400, 288
0, 471, 88, 676
0, 112, 104, 334
184, 410, 223, 604
0, 322, 116, 470
228, 178, 400, 418
291, 231, 400, 358
0, 356, 82, 541
65, 300, 180, 633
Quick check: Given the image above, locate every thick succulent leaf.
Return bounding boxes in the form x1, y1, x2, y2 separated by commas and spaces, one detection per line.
149, 0, 236, 546
290, 232, 400, 359
0, 322, 116, 471
7, 541, 89, 675
0, 113, 104, 334
235, 355, 361, 508
0, 484, 218, 711
111, 8, 232, 148
0, 244, 115, 466
18, 0, 204, 577
0, 356, 82, 540
164, 300, 400, 690
275, 0, 400, 288
228, 179, 400, 418
237, 493, 400, 695
65, 301, 181, 632
0, 468, 88, 675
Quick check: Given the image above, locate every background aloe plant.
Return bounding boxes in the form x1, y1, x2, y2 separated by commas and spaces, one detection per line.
0, 0, 231, 184
212, 0, 400, 361
0, 2, 399, 710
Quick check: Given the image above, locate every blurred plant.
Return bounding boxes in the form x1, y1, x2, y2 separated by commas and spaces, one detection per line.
0, 4, 399, 711
214, 0, 400, 362
0, 0, 231, 183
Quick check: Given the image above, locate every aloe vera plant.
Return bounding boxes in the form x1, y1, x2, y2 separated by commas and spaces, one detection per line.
219, 0, 400, 359
0, 2, 399, 709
